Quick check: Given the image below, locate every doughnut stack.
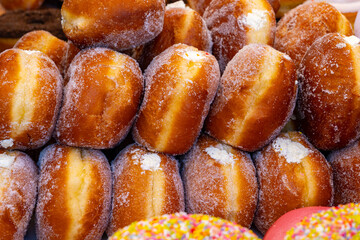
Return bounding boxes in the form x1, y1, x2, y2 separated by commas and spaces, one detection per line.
1, 0, 360, 239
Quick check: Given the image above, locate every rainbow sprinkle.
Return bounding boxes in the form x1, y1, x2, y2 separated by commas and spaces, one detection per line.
109, 212, 260, 240
285, 203, 360, 239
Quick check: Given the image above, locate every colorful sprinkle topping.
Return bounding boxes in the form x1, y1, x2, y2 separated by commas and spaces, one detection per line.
109, 212, 260, 240
285, 203, 360, 239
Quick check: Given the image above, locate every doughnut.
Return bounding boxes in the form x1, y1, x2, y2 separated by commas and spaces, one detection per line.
263, 206, 330, 240
36, 144, 112, 240
274, 1, 353, 68
183, 134, 258, 228
61, 0, 165, 51
297, 33, 360, 150
205, 44, 297, 152
0, 150, 37, 240
253, 131, 333, 234
109, 213, 260, 240
139, 1, 212, 69
328, 140, 360, 205
0, 0, 44, 10
133, 43, 220, 155
285, 203, 360, 239
0, 49, 62, 150
276, 0, 305, 18
107, 144, 184, 235
203, 0, 276, 71
55, 48, 143, 149
14, 30, 68, 73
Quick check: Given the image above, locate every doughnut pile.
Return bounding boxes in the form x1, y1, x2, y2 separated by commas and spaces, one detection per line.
2, 0, 360, 239
109, 213, 260, 240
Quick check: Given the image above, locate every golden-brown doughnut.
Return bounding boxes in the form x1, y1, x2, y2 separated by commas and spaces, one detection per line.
107, 144, 184, 236
297, 33, 360, 150
139, 1, 212, 69
133, 43, 220, 155
14, 30, 68, 73
275, 1, 353, 68
61, 0, 165, 51
0, 0, 44, 10
55, 48, 143, 149
328, 140, 360, 205
205, 44, 297, 152
203, 0, 276, 71
0, 150, 37, 240
183, 134, 258, 228
36, 144, 112, 240
254, 132, 333, 234
0, 49, 62, 150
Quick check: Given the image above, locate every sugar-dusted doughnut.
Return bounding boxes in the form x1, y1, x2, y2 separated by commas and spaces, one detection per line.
254, 131, 333, 234
203, 0, 276, 71
183, 134, 258, 228
61, 0, 165, 51
328, 140, 360, 205
0, 150, 37, 240
139, 1, 212, 69
107, 144, 184, 235
36, 144, 112, 240
0, 49, 62, 150
14, 30, 68, 73
275, 1, 353, 68
109, 213, 260, 240
55, 48, 143, 149
0, 0, 44, 10
133, 44, 220, 155
205, 44, 297, 152
297, 33, 360, 150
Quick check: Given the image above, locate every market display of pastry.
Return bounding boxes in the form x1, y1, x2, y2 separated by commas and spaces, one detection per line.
1, 0, 360, 239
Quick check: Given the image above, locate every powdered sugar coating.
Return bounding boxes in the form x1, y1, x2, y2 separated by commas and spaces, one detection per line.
205, 145, 235, 165
272, 137, 311, 164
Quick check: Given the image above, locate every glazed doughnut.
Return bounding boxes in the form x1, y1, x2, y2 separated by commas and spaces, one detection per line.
133, 44, 220, 155
36, 144, 112, 240
107, 144, 184, 235
183, 134, 258, 228
0, 0, 44, 10
0, 49, 62, 150
109, 213, 260, 240
55, 48, 143, 149
203, 0, 276, 71
276, 0, 305, 18
61, 0, 165, 51
205, 44, 297, 152
139, 1, 212, 69
0, 150, 37, 240
14, 30, 68, 73
328, 140, 360, 205
254, 131, 333, 234
275, 1, 353, 68
297, 33, 360, 150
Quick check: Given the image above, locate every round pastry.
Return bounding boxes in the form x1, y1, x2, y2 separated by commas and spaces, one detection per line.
109, 213, 260, 240
36, 144, 112, 240
276, 0, 305, 18
205, 44, 297, 152
14, 30, 68, 73
284, 203, 360, 239
139, 1, 212, 69
133, 43, 220, 155
263, 206, 330, 240
297, 33, 360, 150
0, 49, 62, 150
203, 0, 276, 71
0, 150, 37, 240
328, 140, 360, 205
55, 48, 143, 149
253, 131, 333, 234
0, 0, 44, 10
107, 144, 185, 236
183, 134, 258, 228
61, 0, 165, 51
275, 1, 353, 68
